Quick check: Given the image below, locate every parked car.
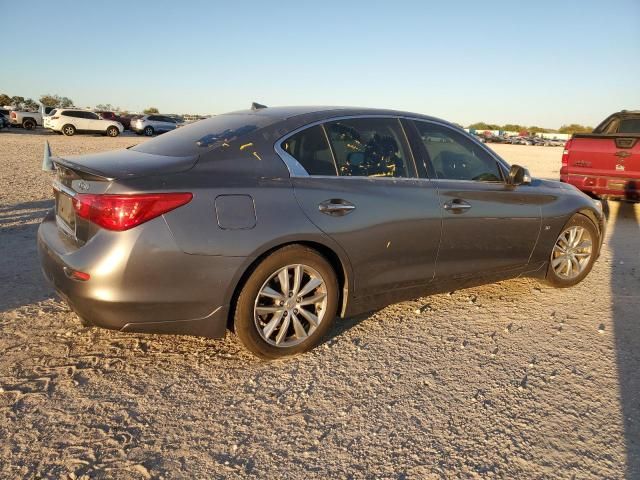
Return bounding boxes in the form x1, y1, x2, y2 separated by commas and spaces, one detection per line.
38, 106, 605, 359
0, 113, 10, 129
561, 110, 640, 201
545, 138, 566, 147
9, 105, 56, 130
96, 111, 131, 130
46, 108, 124, 137
130, 114, 179, 136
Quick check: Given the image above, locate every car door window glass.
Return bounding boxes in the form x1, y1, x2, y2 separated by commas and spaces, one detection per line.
325, 118, 412, 178
415, 121, 502, 182
281, 125, 337, 176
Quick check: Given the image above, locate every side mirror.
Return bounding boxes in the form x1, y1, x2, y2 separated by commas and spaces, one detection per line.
508, 164, 531, 186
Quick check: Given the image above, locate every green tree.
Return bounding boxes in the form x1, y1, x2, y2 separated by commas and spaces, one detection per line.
96, 103, 119, 111
39, 94, 74, 108
502, 124, 523, 132
468, 122, 494, 130
10, 96, 25, 108
0, 93, 11, 106
558, 124, 593, 134
144, 107, 159, 114
22, 98, 39, 111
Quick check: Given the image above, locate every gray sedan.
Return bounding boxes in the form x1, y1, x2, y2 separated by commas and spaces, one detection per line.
37, 106, 605, 358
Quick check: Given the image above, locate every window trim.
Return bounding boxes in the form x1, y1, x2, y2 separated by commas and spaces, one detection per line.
275, 115, 424, 180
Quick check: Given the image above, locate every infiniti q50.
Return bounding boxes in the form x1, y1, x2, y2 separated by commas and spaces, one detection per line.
37, 106, 605, 358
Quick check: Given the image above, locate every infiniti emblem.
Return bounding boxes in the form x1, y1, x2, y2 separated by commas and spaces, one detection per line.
77, 180, 90, 191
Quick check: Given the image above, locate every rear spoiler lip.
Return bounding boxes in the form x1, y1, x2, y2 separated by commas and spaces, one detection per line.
52, 156, 116, 181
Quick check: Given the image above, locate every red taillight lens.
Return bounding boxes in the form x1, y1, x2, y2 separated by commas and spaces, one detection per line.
10, 112, 16, 119
561, 138, 573, 167
72, 192, 192, 231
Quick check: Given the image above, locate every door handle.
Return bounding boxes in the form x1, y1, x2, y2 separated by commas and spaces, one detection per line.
318, 199, 356, 216
443, 199, 472, 213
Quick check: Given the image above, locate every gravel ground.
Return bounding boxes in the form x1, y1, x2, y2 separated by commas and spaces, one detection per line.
0, 129, 638, 479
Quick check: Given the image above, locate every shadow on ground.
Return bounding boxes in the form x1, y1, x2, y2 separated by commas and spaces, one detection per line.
0, 200, 55, 312
608, 200, 640, 477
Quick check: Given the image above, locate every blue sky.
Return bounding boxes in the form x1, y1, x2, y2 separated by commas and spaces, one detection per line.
4, 0, 639, 127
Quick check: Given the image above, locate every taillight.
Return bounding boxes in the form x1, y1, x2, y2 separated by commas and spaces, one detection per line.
561, 138, 573, 167
10, 112, 16, 119
72, 192, 192, 231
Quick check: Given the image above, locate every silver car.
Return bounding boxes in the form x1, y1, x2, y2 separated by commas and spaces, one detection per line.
130, 114, 179, 136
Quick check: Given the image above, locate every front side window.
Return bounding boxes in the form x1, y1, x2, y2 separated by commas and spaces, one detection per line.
414, 121, 502, 182
325, 118, 412, 178
281, 125, 336, 176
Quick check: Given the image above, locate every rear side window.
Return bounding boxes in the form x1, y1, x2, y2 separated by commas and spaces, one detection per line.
281, 125, 337, 176
61, 111, 79, 118
414, 121, 502, 182
324, 118, 413, 178
132, 113, 278, 157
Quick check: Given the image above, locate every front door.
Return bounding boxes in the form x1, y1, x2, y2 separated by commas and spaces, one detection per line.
411, 120, 541, 279
280, 117, 442, 298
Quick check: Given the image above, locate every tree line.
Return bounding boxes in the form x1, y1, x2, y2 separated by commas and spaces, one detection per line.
467, 121, 594, 135
0, 93, 75, 110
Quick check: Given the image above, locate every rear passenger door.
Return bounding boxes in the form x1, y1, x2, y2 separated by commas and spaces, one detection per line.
410, 120, 541, 279
84, 111, 104, 132
281, 117, 442, 299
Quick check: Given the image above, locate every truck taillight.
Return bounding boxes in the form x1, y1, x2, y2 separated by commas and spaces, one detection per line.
10, 112, 16, 119
561, 138, 573, 167
72, 192, 192, 231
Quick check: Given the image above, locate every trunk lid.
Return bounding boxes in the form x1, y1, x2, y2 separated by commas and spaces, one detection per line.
54, 148, 198, 180
567, 135, 640, 179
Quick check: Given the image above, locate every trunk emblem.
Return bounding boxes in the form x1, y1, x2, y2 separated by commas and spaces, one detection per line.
615, 151, 631, 159
78, 180, 90, 191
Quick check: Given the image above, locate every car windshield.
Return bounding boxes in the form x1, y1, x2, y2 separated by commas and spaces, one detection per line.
131, 113, 279, 157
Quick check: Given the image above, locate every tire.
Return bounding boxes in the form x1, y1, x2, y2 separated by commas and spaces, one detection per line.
106, 126, 119, 137
234, 245, 339, 359
22, 118, 36, 130
143, 126, 154, 136
62, 124, 76, 136
544, 213, 599, 288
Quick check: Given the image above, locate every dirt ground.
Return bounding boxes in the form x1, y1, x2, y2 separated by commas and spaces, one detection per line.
0, 130, 638, 479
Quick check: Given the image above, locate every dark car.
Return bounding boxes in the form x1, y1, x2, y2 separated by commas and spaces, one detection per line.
96, 111, 131, 130
37, 106, 606, 359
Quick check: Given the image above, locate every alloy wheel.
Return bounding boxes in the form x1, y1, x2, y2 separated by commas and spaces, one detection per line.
551, 226, 593, 279
254, 264, 328, 347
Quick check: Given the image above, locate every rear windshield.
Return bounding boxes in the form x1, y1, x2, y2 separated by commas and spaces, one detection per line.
131, 113, 279, 157
618, 118, 640, 134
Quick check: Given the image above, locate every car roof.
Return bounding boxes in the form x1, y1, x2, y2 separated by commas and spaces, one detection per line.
226, 105, 446, 123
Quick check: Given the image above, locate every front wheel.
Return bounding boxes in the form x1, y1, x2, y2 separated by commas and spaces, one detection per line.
143, 126, 154, 136
545, 214, 599, 288
106, 126, 119, 137
234, 245, 339, 359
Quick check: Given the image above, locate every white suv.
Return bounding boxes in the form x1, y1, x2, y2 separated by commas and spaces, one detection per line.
47, 109, 124, 137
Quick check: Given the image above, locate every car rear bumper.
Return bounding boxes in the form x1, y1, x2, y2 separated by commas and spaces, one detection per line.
560, 172, 640, 201
37, 209, 243, 338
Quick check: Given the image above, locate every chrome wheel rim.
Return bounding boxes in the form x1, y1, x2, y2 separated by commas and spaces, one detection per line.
551, 226, 593, 279
254, 264, 327, 347
108, 128, 117, 136
64, 127, 73, 135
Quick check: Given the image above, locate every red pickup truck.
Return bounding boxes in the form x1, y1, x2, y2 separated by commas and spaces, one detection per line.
561, 110, 640, 201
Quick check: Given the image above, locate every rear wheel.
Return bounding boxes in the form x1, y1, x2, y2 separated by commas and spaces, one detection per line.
545, 214, 598, 287
143, 126, 154, 136
106, 126, 119, 137
62, 124, 76, 136
234, 245, 338, 359
22, 118, 36, 130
